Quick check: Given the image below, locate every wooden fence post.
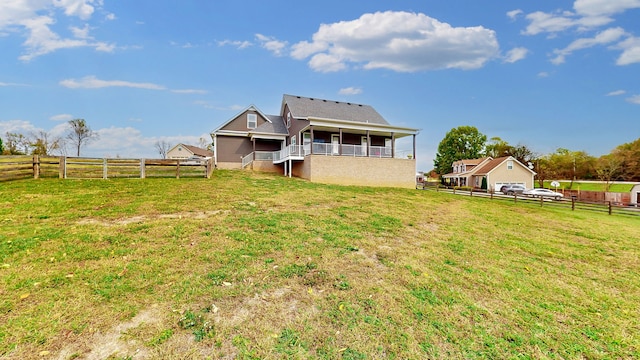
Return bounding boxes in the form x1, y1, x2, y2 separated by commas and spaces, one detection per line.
540, 196, 544, 207
59, 156, 66, 179
176, 160, 180, 179
571, 197, 575, 211
206, 158, 213, 179
33, 155, 40, 179
608, 201, 612, 215
470, 188, 473, 197
140, 158, 145, 179
103, 158, 108, 179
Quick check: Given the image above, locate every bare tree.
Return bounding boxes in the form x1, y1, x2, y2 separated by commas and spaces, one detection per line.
594, 155, 621, 191
30, 130, 61, 156
66, 119, 98, 156
154, 140, 171, 159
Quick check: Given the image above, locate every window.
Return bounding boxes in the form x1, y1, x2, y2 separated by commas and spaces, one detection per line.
287, 112, 291, 128
291, 135, 297, 146
247, 113, 257, 129
507, 160, 514, 170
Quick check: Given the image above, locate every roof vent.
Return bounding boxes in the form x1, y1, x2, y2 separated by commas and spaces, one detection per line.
358, 104, 362, 107
323, 99, 327, 102
310, 98, 314, 100
296, 96, 301, 98
347, 102, 351, 105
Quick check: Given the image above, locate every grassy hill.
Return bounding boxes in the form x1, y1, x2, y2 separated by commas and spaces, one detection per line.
1, 171, 639, 359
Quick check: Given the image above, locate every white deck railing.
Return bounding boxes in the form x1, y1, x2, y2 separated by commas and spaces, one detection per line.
241, 152, 254, 168
247, 144, 413, 164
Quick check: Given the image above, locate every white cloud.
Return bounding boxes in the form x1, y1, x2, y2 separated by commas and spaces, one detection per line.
255, 34, 288, 56
573, 0, 640, 17
217, 39, 253, 49
522, 11, 578, 35
291, 11, 499, 73
537, 71, 550, 78
0, 119, 39, 134
0, 0, 114, 61
626, 95, 640, 104
50, 113, 74, 121
615, 36, 640, 65
504, 47, 529, 63
0, 81, 28, 87
338, 87, 362, 95
507, 9, 523, 20
606, 90, 626, 96
172, 89, 208, 94
550, 27, 626, 64
70, 24, 91, 39
60, 76, 166, 90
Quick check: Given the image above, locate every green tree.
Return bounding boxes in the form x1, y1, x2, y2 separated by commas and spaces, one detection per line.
434, 126, 487, 175
3, 132, 30, 155
66, 119, 98, 156
484, 137, 512, 158
611, 138, 640, 181
0, 136, 4, 154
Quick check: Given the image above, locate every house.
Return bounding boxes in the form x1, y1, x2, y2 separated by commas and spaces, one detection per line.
630, 184, 640, 206
442, 156, 536, 191
211, 94, 419, 188
442, 157, 491, 187
167, 143, 213, 160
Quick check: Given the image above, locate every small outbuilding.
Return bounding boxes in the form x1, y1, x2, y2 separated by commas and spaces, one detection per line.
630, 184, 640, 206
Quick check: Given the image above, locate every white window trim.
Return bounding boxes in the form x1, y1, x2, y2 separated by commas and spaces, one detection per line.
287, 112, 291, 128
507, 160, 514, 170
247, 113, 257, 129
291, 135, 297, 146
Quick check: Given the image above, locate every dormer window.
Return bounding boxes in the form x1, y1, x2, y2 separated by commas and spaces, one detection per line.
247, 113, 257, 129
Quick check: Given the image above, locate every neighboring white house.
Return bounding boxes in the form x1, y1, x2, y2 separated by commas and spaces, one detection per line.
167, 144, 213, 160
630, 184, 640, 206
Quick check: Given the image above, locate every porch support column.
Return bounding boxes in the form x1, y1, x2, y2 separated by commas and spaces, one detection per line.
212, 134, 217, 167
366, 130, 370, 157
288, 158, 292, 178
310, 126, 314, 154
413, 134, 416, 160
252, 138, 256, 161
339, 128, 343, 156
391, 132, 395, 158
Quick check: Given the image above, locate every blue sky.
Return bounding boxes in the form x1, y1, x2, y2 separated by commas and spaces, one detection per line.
1, 0, 639, 172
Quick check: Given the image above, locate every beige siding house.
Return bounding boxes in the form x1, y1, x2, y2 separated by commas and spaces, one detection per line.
443, 156, 536, 191
167, 144, 213, 160
211, 94, 419, 188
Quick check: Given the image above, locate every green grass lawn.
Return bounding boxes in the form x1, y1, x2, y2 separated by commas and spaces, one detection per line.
1, 171, 639, 359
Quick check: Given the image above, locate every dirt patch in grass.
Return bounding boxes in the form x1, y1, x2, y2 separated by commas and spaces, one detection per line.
56, 306, 162, 360
76, 210, 229, 226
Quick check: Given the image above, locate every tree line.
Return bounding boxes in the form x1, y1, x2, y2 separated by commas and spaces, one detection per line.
433, 126, 640, 187
0, 119, 98, 157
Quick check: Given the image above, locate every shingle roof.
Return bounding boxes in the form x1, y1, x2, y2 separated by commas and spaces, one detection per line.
473, 156, 512, 174
453, 157, 489, 166
182, 144, 213, 157
283, 94, 389, 125
252, 115, 288, 135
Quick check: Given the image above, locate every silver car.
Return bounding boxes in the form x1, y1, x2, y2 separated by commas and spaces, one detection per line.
523, 188, 563, 200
